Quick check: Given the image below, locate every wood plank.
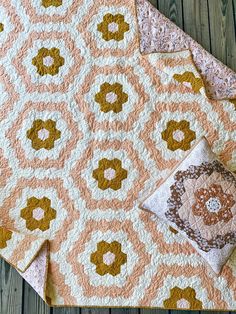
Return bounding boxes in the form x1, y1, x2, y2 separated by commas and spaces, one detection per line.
148, 0, 158, 8
182, 0, 211, 52
201, 312, 230, 314
208, 0, 236, 70
81, 308, 109, 314
225, 0, 236, 71
22, 280, 50, 314
157, 0, 184, 28
170, 311, 200, 314
0, 259, 23, 314
53, 306, 81, 313
111, 308, 138, 314
140, 308, 169, 313
233, 0, 236, 29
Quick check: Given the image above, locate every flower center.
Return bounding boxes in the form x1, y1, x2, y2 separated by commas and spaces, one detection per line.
38, 128, 50, 141
104, 168, 116, 180
43, 56, 54, 67
106, 92, 118, 104
108, 22, 119, 33
172, 130, 185, 142
103, 251, 116, 265
176, 298, 190, 309
32, 207, 45, 220
206, 197, 222, 213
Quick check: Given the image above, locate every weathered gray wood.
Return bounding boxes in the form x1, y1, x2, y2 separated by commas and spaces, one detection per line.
182, 0, 211, 52
0, 259, 23, 314
81, 308, 109, 314
224, 0, 236, 71
157, 0, 184, 28
111, 308, 139, 314
53, 306, 81, 313
140, 308, 169, 313
22, 280, 50, 314
201, 312, 230, 314
233, 0, 236, 30
171, 311, 200, 314
148, 0, 158, 7
208, 0, 236, 71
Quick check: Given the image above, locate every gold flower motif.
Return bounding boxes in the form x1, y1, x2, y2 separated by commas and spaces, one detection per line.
27, 119, 61, 151
20, 197, 56, 231
90, 240, 127, 276
95, 82, 128, 113
32, 47, 64, 76
161, 120, 196, 151
173, 71, 204, 93
192, 184, 235, 225
97, 13, 130, 42
164, 287, 202, 310
0, 227, 12, 249
230, 99, 236, 110
92, 158, 128, 191
0, 23, 4, 33
169, 226, 178, 234
42, 0, 62, 8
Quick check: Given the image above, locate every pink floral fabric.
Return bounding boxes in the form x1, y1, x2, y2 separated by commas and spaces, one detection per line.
137, 0, 236, 100
19, 243, 48, 299
141, 138, 236, 274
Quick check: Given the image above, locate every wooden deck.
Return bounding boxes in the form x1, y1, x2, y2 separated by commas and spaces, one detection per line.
1, 0, 236, 313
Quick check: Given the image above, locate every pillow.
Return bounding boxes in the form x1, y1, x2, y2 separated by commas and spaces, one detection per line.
140, 137, 236, 274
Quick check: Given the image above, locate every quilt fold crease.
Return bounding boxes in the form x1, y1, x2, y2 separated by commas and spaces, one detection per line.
137, 0, 236, 101
0, 225, 48, 300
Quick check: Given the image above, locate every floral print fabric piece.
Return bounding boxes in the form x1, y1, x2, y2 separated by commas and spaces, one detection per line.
137, 0, 236, 100
192, 184, 235, 225
0, 226, 46, 272
161, 120, 196, 151
90, 240, 127, 276
163, 286, 203, 310
97, 13, 130, 42
141, 138, 236, 274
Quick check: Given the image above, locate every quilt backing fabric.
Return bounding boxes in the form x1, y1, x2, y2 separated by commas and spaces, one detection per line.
0, 0, 235, 309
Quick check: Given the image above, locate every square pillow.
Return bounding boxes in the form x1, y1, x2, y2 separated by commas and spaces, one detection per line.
140, 137, 236, 274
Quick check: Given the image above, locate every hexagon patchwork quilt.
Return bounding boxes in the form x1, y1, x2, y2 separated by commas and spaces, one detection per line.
0, 0, 235, 310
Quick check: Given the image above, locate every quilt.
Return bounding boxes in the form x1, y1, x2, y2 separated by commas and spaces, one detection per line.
0, 0, 235, 310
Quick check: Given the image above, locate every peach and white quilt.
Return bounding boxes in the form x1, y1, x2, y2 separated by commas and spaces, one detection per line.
0, 0, 235, 310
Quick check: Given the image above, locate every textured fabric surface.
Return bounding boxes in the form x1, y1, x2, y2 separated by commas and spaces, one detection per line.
141, 137, 236, 274
137, 0, 236, 100
0, 0, 235, 310
19, 242, 48, 300
0, 226, 46, 272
